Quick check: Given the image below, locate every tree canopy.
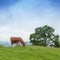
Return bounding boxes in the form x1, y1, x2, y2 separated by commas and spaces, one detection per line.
29, 25, 60, 47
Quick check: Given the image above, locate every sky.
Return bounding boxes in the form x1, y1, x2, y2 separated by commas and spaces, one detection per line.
0, 0, 60, 42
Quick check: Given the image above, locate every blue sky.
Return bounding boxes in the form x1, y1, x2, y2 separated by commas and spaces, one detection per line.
0, 0, 60, 42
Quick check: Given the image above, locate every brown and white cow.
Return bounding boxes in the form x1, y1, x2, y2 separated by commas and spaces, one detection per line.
10, 37, 26, 47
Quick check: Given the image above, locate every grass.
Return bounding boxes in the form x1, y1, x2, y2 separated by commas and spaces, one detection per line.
0, 46, 60, 60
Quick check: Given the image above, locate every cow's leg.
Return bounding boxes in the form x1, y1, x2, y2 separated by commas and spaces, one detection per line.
16, 42, 18, 46
11, 42, 13, 47
18, 42, 20, 46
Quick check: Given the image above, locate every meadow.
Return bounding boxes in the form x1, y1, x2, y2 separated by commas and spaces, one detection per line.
0, 46, 60, 60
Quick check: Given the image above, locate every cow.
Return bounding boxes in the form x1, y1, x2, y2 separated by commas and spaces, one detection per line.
10, 37, 26, 47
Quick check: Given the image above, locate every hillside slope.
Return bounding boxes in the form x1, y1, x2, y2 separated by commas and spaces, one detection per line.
0, 46, 60, 60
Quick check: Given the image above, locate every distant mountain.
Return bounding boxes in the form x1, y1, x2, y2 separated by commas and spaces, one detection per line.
0, 41, 11, 47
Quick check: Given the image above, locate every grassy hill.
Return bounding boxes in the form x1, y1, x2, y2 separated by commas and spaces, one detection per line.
0, 46, 60, 60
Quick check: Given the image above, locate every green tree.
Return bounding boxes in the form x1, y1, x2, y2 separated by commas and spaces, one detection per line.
53, 35, 60, 47
29, 25, 59, 47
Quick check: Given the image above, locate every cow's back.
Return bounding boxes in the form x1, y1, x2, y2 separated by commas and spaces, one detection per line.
10, 37, 19, 43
